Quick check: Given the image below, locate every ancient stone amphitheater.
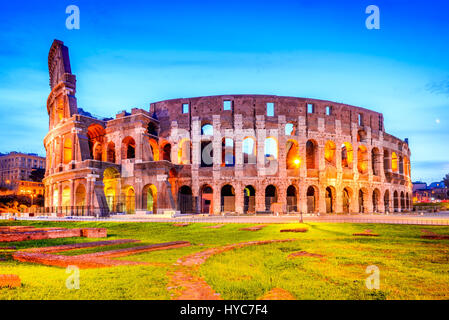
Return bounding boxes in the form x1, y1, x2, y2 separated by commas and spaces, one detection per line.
43, 40, 412, 216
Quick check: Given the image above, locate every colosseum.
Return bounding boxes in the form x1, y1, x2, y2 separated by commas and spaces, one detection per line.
43, 40, 413, 216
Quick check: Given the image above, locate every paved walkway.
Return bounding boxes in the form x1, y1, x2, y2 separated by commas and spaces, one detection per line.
3, 213, 449, 226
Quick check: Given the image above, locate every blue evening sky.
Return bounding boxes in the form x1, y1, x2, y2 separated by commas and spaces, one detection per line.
0, 0, 448, 183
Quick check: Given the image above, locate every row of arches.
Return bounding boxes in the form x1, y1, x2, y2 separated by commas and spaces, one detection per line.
179, 184, 412, 214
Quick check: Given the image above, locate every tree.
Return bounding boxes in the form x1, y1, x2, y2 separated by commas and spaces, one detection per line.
29, 168, 45, 182
443, 174, 449, 188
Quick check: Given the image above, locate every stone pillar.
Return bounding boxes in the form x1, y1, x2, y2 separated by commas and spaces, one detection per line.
213, 183, 221, 215
256, 115, 266, 177
255, 182, 265, 212
235, 183, 243, 214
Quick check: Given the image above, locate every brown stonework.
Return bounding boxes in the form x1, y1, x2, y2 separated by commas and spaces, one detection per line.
288, 251, 325, 259
0, 226, 107, 242
239, 225, 267, 231
280, 228, 308, 233
13, 240, 191, 269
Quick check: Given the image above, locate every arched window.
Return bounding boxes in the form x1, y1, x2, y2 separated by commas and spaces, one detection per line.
306, 140, 318, 169
286, 140, 300, 169
391, 152, 398, 172
107, 142, 116, 163
371, 148, 380, 176
162, 143, 171, 162
243, 137, 256, 164
357, 145, 368, 174
63, 138, 72, 164
221, 138, 235, 167
122, 136, 136, 159
285, 123, 295, 135
324, 141, 336, 165
201, 124, 213, 135
341, 142, 353, 168
178, 139, 192, 164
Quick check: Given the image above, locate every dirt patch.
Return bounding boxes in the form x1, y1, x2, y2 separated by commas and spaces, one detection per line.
288, 251, 325, 259
203, 225, 224, 229
173, 223, 190, 227
259, 287, 295, 300
353, 229, 379, 237
12, 240, 190, 269
240, 225, 267, 231
280, 228, 308, 233
168, 239, 296, 300
421, 229, 449, 240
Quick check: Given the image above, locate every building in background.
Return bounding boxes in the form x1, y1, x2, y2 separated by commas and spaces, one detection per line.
413, 181, 449, 203
0, 152, 46, 198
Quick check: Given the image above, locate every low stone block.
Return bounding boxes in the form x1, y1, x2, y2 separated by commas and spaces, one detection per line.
81, 228, 107, 238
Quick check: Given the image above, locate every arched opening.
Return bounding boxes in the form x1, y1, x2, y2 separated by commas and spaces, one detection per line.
61, 186, 71, 208
358, 189, 366, 213
178, 139, 192, 164
147, 138, 159, 161
393, 191, 399, 212
400, 191, 405, 211
399, 156, 404, 174
406, 193, 410, 211
200, 185, 213, 214
264, 137, 278, 169
341, 142, 353, 168
384, 190, 390, 213
75, 184, 86, 215
221, 184, 235, 212
53, 189, 59, 207
357, 145, 368, 174
221, 138, 235, 167
107, 142, 116, 163
384, 150, 390, 174
243, 137, 256, 164
147, 122, 158, 136
373, 188, 380, 213
286, 185, 297, 212
63, 138, 72, 164
343, 187, 352, 213
178, 186, 194, 214
87, 124, 105, 160
201, 141, 213, 167
93, 142, 102, 161
122, 136, 136, 159
286, 140, 300, 169
201, 123, 213, 135
143, 184, 157, 213
285, 123, 296, 135
391, 152, 398, 172
306, 140, 318, 169
124, 186, 135, 214
324, 141, 336, 166
243, 185, 255, 214
325, 186, 335, 213
75, 184, 86, 206
307, 186, 318, 213
162, 143, 171, 162
103, 167, 120, 213
371, 148, 380, 176
265, 185, 278, 212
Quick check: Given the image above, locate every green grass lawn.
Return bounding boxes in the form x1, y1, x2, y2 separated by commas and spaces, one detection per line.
0, 220, 449, 300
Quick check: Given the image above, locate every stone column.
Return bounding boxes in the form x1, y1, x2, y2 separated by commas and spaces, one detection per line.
235, 183, 243, 214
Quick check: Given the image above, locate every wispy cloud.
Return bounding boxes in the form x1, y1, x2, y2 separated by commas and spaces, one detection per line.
426, 78, 449, 96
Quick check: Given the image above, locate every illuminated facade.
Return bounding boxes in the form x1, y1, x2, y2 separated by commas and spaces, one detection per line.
43, 40, 413, 216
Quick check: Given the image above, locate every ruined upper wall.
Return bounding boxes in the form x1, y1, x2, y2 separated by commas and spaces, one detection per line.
150, 95, 381, 131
